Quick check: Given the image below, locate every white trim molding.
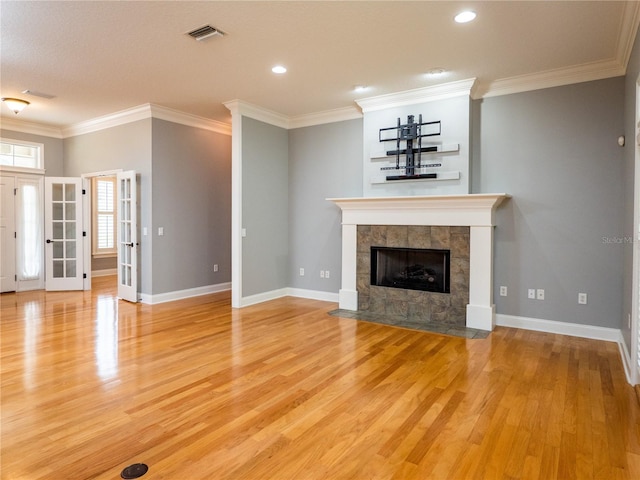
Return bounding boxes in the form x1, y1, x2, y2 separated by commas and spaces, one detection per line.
223, 99, 289, 129
140, 282, 231, 305
288, 107, 362, 129
239, 287, 339, 307
496, 314, 622, 342
287, 288, 339, 303
221, 99, 362, 130
223, 100, 245, 308
239, 288, 290, 307
477, 59, 626, 99
0, 116, 64, 138
356, 78, 478, 112
63, 103, 231, 137
496, 313, 633, 385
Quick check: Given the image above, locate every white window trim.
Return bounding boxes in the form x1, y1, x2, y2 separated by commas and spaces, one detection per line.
0, 137, 44, 171
92, 176, 117, 256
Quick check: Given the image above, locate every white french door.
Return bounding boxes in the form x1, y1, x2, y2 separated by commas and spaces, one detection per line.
0, 175, 16, 292
117, 171, 137, 302
45, 177, 84, 291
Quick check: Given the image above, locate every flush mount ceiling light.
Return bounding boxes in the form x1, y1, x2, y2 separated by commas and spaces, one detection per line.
1, 97, 30, 114
354, 85, 368, 93
187, 25, 225, 41
454, 10, 476, 23
271, 65, 287, 74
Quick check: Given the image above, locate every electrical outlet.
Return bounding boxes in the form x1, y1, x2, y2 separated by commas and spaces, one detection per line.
536, 289, 545, 300
500, 286, 507, 297
578, 293, 587, 305
320, 270, 325, 278
213, 264, 218, 272
325, 270, 330, 279
299, 268, 304, 276
528, 289, 535, 299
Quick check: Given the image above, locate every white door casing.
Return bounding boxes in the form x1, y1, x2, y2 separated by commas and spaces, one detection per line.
45, 177, 84, 291
117, 171, 138, 302
633, 77, 640, 385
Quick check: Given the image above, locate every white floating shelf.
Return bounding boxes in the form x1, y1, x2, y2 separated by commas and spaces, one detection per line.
370, 143, 459, 160
370, 170, 461, 184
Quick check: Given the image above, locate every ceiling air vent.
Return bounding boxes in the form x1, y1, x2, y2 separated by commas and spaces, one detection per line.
187, 25, 224, 41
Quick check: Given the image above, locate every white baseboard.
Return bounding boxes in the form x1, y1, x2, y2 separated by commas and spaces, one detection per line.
239, 287, 339, 307
287, 288, 339, 303
617, 333, 637, 385
496, 313, 635, 385
240, 288, 290, 307
495, 314, 622, 342
92, 268, 117, 277
140, 282, 231, 305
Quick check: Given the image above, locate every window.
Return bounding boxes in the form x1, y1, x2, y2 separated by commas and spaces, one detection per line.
92, 176, 117, 255
0, 139, 43, 170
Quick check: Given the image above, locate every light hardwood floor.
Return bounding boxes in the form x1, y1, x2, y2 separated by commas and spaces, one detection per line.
1, 276, 639, 479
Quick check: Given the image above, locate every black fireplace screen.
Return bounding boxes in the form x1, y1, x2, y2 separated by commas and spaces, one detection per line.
370, 246, 450, 293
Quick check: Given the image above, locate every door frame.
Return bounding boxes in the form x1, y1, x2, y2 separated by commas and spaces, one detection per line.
81, 169, 123, 290
632, 76, 640, 386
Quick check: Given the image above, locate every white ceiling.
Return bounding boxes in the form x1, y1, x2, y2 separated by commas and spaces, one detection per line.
1, 1, 639, 131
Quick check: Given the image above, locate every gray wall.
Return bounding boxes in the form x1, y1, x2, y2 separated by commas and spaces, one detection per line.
0, 129, 64, 176
288, 119, 363, 292
63, 119, 153, 294
622, 30, 640, 348
472, 78, 625, 328
242, 117, 289, 297
151, 119, 231, 295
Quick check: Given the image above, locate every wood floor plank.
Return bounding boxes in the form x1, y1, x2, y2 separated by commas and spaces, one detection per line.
2, 276, 640, 479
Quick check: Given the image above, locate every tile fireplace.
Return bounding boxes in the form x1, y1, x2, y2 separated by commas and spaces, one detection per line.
328, 194, 509, 331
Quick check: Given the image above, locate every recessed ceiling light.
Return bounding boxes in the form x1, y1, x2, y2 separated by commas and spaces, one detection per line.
425, 68, 446, 77
272, 65, 287, 74
454, 10, 476, 23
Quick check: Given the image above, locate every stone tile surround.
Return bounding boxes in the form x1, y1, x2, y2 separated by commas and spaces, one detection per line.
356, 225, 470, 327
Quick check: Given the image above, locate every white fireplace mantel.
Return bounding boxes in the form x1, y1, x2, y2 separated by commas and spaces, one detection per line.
328, 194, 510, 331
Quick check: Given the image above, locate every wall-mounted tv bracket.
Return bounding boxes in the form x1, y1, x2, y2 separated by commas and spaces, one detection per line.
378, 114, 441, 181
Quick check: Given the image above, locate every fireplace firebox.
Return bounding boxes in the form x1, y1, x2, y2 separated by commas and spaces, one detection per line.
370, 246, 450, 294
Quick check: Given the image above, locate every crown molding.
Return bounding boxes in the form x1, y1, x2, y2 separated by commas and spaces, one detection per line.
0, 116, 63, 139
223, 100, 290, 129
62, 104, 151, 138
63, 103, 231, 138
618, 1, 640, 68
288, 106, 362, 129
224, 99, 362, 130
477, 58, 626, 99
477, 3, 639, 100
148, 105, 231, 136
355, 78, 478, 113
